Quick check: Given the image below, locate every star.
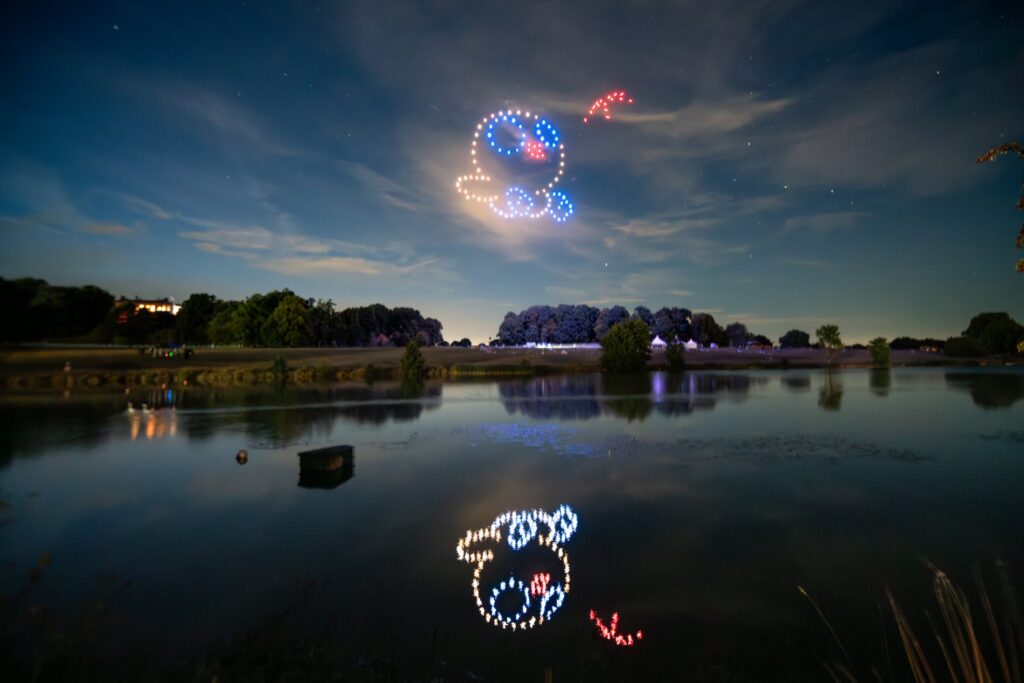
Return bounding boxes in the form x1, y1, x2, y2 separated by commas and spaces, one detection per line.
112, 24, 119, 30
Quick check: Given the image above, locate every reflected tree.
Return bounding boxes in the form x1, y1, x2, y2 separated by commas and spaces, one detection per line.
869, 368, 892, 397
818, 372, 844, 412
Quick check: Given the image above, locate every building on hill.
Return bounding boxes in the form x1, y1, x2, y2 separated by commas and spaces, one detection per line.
115, 297, 181, 323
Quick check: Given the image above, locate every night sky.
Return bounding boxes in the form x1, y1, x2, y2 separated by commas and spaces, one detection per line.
1, 1, 1022, 343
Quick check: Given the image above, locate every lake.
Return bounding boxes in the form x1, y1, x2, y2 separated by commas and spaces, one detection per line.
2, 367, 1023, 681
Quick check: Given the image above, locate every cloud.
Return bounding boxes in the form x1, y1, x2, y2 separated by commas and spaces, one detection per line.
80, 222, 133, 235
780, 211, 869, 235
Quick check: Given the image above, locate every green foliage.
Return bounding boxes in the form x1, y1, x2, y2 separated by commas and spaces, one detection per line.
260, 295, 314, 347
815, 324, 843, 366
175, 293, 220, 344
944, 336, 987, 357
961, 311, 1023, 355
0, 277, 114, 342
399, 340, 427, 380
208, 302, 243, 345
600, 319, 651, 372
867, 337, 891, 367
665, 342, 686, 371
779, 329, 811, 348
270, 355, 288, 377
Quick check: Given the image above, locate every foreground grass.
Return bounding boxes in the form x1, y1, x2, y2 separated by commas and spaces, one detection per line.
2, 345, 1001, 392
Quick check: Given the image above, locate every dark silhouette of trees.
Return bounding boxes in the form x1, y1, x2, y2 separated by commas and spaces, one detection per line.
175, 293, 220, 344
691, 313, 726, 347
725, 322, 749, 347
0, 278, 114, 342
779, 329, 811, 348
959, 312, 1023, 355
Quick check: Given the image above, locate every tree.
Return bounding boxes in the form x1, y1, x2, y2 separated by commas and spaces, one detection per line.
399, 340, 427, 380
457, 338, 472, 347
593, 305, 630, 340
691, 312, 726, 347
665, 342, 686, 371
208, 302, 242, 345
176, 293, 219, 344
261, 295, 314, 347
725, 322, 749, 348
961, 312, 1023, 355
779, 329, 811, 349
600, 319, 651, 372
868, 337, 890, 367
945, 336, 986, 357
976, 142, 1024, 273
498, 311, 526, 346
632, 305, 654, 329
815, 324, 843, 367
652, 307, 692, 342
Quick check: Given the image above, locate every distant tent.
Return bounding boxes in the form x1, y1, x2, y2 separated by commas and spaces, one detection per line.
651, 335, 668, 348
684, 339, 699, 350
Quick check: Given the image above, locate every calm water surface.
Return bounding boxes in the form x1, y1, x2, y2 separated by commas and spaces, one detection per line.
2, 368, 1023, 681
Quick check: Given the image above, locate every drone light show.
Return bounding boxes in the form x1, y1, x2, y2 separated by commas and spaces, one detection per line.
583, 90, 635, 123
456, 504, 578, 630
589, 610, 644, 647
453, 109, 573, 223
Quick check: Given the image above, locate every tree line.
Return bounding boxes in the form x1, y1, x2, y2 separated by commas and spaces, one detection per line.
495, 304, 772, 347
0, 277, 445, 347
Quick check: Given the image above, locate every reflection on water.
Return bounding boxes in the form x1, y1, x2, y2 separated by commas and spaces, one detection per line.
869, 368, 892, 396
1, 368, 1023, 680
945, 370, 1024, 409
818, 371, 844, 412
499, 372, 769, 422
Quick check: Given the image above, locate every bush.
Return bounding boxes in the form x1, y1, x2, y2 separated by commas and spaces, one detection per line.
944, 336, 986, 357
270, 355, 288, 377
868, 337, 890, 367
400, 340, 427, 380
600, 319, 651, 372
665, 342, 686, 371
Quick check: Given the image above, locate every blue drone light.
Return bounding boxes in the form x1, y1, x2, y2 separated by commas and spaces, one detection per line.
485, 114, 526, 157
548, 190, 574, 223
533, 119, 561, 149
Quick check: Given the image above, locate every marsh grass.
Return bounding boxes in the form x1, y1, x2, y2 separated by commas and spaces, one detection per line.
811, 562, 1023, 683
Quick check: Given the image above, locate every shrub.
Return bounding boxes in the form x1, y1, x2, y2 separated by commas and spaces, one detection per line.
944, 336, 986, 357
400, 340, 427, 380
270, 354, 288, 377
867, 337, 890, 367
600, 319, 651, 372
665, 342, 686, 371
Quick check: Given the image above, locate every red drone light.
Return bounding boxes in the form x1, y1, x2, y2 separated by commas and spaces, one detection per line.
589, 609, 644, 647
583, 90, 635, 124
530, 572, 551, 597
523, 139, 548, 161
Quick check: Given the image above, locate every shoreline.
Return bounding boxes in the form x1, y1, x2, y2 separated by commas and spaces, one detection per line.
1, 345, 1017, 392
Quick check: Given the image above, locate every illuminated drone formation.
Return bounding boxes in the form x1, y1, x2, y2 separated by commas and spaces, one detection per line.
453, 109, 574, 223
589, 610, 644, 647
583, 90, 635, 123
456, 504, 578, 630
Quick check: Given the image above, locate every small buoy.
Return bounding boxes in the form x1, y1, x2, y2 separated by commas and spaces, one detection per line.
236, 449, 248, 465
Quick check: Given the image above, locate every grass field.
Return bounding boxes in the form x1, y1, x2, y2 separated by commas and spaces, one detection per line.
0, 344, 984, 377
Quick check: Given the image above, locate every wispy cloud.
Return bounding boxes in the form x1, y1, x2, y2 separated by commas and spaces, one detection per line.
80, 222, 134, 236
780, 211, 869, 235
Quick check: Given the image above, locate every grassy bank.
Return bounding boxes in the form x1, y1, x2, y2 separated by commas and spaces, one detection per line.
0, 345, 1011, 392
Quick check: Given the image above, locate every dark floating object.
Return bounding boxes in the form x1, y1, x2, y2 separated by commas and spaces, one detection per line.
297, 445, 355, 490
235, 449, 248, 465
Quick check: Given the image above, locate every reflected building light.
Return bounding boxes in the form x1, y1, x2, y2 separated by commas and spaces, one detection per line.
589, 610, 644, 647
456, 504, 578, 631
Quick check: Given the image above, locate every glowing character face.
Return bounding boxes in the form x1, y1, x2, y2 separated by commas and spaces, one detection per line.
453, 109, 573, 223
455, 504, 578, 631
